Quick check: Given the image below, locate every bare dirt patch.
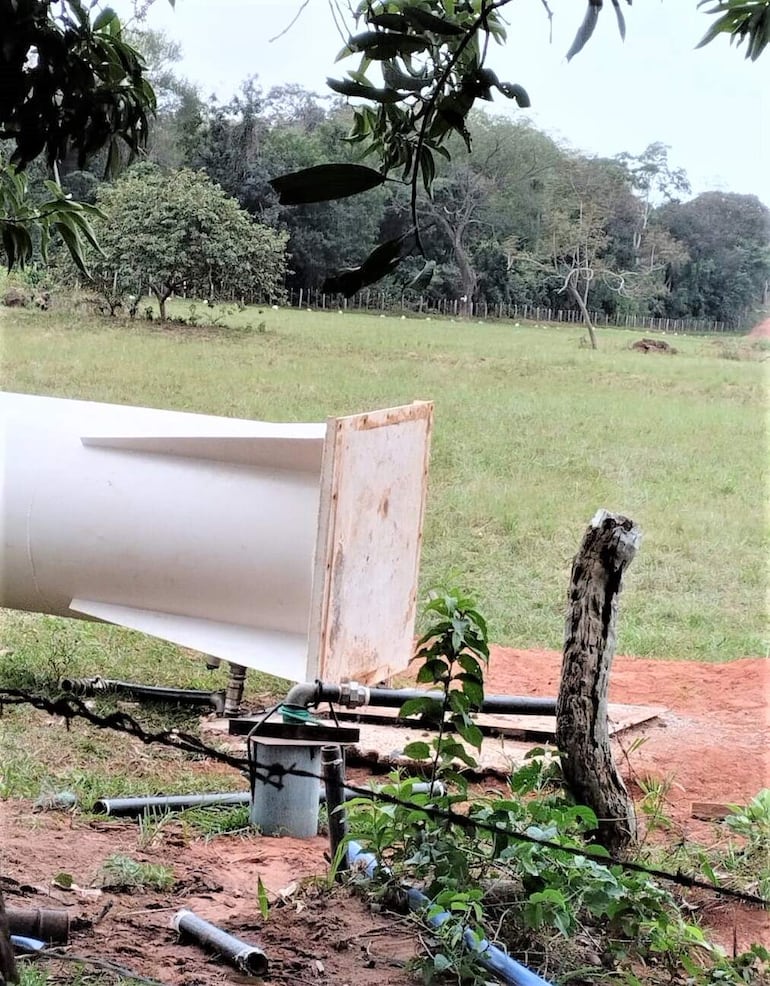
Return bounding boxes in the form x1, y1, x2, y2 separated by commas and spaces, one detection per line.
748, 316, 770, 338
2, 650, 768, 981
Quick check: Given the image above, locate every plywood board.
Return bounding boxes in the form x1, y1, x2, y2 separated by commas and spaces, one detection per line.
309, 402, 433, 685
327, 702, 664, 741
347, 721, 547, 777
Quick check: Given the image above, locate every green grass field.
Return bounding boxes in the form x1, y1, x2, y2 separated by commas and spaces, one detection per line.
2, 301, 766, 677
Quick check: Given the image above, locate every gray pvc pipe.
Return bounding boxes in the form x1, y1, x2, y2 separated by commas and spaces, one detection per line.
172, 909, 267, 975
93, 782, 444, 818
93, 792, 251, 816
347, 841, 554, 986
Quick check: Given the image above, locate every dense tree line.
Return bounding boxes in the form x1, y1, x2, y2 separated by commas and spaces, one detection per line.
79, 36, 762, 329
3, 12, 768, 328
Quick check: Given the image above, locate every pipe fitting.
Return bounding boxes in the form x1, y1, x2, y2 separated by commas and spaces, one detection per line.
337, 679, 370, 708
284, 681, 321, 709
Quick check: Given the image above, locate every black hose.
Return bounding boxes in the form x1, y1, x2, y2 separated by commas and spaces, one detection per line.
59, 677, 225, 714
364, 686, 556, 716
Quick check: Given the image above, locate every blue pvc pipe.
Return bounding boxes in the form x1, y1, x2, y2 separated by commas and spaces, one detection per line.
11, 935, 46, 952
347, 841, 554, 986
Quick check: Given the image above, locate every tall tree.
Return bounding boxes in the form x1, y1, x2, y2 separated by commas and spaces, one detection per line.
90, 163, 288, 319
516, 155, 637, 348
615, 143, 690, 261
657, 191, 770, 323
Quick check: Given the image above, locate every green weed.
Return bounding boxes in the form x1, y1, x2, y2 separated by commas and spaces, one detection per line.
99, 853, 175, 892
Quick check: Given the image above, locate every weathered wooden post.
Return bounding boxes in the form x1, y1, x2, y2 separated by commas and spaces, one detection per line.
556, 510, 641, 854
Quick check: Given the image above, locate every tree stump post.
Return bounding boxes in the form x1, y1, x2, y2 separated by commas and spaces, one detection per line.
556, 510, 641, 854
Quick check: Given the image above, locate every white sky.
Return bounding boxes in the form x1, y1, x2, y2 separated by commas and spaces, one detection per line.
121, 0, 770, 206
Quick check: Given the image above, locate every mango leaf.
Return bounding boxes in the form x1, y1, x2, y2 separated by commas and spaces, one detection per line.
409, 259, 435, 290
270, 164, 386, 204
93, 7, 118, 31
327, 78, 405, 103
566, 1, 602, 61
403, 6, 465, 36
457, 674, 484, 707
457, 653, 483, 678
495, 82, 531, 107
346, 30, 431, 60
367, 12, 409, 31
697, 0, 770, 60
322, 230, 416, 296
611, 0, 627, 41
419, 146, 436, 193
382, 60, 431, 91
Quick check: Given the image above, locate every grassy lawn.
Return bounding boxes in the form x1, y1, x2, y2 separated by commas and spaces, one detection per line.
2, 302, 766, 677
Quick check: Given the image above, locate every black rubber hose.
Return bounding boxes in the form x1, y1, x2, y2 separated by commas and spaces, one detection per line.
59, 677, 225, 714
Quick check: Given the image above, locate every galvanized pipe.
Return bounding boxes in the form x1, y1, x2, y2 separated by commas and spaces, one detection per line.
224, 663, 247, 717
172, 909, 267, 975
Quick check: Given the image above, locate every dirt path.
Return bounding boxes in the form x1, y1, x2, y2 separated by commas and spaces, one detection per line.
748, 316, 770, 338
1, 651, 768, 980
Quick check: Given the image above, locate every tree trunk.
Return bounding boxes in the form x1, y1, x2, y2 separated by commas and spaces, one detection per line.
0, 889, 17, 984
150, 284, 171, 322
556, 510, 641, 855
566, 275, 598, 350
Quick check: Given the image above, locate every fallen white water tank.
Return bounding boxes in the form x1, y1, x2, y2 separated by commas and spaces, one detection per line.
1, 393, 433, 684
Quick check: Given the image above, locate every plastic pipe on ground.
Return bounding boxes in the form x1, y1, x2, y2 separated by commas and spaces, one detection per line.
172, 909, 267, 975
93, 781, 445, 818
347, 841, 554, 986
6, 908, 69, 943
11, 936, 46, 953
93, 792, 251, 816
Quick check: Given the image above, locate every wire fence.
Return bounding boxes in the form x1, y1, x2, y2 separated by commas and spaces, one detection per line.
283, 287, 736, 335
1, 686, 767, 909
